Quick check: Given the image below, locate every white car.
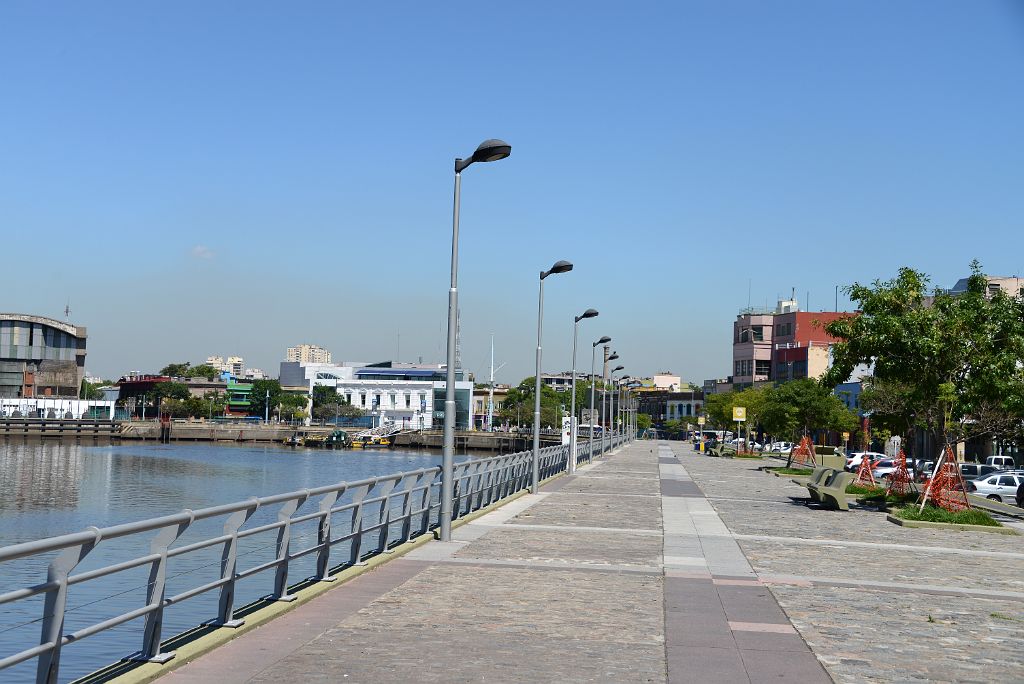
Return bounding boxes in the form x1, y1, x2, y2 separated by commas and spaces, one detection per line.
766, 441, 793, 454
726, 438, 763, 451
846, 452, 887, 472
966, 473, 1023, 503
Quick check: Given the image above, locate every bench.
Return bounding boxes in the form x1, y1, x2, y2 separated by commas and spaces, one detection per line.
791, 466, 835, 489
806, 470, 855, 510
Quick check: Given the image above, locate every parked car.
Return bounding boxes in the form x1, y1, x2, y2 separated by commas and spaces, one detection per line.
959, 463, 1000, 480
766, 441, 793, 454
966, 473, 1024, 502
872, 459, 915, 481
986, 455, 1017, 469
726, 438, 763, 451
846, 452, 887, 472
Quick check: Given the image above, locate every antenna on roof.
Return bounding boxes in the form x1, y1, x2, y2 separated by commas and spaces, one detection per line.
64, 300, 71, 320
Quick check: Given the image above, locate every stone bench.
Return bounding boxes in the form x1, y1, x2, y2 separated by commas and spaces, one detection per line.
806, 470, 855, 511
791, 466, 836, 489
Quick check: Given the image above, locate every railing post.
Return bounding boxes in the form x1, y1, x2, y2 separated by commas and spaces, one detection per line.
216, 501, 258, 627
273, 493, 309, 601
347, 485, 370, 566
315, 489, 342, 581
139, 513, 194, 663
399, 473, 426, 543
36, 528, 100, 684
373, 479, 398, 553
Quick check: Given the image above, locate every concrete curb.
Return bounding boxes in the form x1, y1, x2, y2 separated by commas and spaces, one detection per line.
95, 469, 570, 684
886, 514, 1018, 535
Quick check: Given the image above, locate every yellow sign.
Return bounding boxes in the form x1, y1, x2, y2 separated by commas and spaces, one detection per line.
732, 406, 746, 422
842, 432, 850, 441
697, 416, 706, 425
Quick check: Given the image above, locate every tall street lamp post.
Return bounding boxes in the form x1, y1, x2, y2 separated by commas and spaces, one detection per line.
588, 336, 611, 461
442, 139, 511, 542
531, 260, 574, 493
610, 366, 624, 437
601, 352, 619, 453
569, 309, 599, 474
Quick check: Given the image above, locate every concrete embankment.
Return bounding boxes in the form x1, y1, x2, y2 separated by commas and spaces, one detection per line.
118, 421, 334, 443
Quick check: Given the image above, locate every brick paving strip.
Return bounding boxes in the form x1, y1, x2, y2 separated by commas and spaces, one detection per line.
157, 442, 833, 683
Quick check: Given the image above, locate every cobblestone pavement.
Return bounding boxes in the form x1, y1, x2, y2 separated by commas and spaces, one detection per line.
669, 442, 1024, 683
167, 442, 828, 683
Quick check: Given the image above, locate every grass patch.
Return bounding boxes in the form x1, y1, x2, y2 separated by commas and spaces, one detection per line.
846, 483, 885, 496
893, 505, 1001, 527
766, 466, 814, 475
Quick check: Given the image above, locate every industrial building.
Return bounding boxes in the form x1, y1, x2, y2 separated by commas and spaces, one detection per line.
0, 313, 87, 398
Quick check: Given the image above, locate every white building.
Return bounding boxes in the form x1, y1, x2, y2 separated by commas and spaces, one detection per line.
278, 361, 474, 430
286, 344, 333, 364
653, 372, 682, 391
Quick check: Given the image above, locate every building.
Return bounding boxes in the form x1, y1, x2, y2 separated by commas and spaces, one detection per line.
771, 310, 849, 382
225, 381, 253, 416
472, 384, 510, 429
0, 313, 88, 398
243, 368, 266, 380
652, 372, 682, 391
205, 355, 245, 376
638, 390, 704, 423
286, 344, 333, 364
948, 275, 1024, 300
279, 360, 474, 430
540, 372, 599, 392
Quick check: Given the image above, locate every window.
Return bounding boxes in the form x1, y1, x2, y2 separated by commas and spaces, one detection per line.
360, 394, 366, 407
405, 394, 411, 408
755, 360, 771, 378
998, 476, 1016, 487
752, 326, 764, 342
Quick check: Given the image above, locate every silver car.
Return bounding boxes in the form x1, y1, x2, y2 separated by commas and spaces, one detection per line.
967, 473, 1023, 502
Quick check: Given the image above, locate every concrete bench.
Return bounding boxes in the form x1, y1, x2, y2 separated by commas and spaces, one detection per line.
791, 466, 835, 489
806, 470, 855, 511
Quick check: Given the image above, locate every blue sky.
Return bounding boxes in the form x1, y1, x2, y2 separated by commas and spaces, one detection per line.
2, 2, 1022, 384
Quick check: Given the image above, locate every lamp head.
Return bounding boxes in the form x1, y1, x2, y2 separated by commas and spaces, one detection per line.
608, 352, 620, 362
594, 335, 611, 347
542, 260, 574, 279
575, 308, 599, 323
455, 139, 512, 172
613, 365, 625, 372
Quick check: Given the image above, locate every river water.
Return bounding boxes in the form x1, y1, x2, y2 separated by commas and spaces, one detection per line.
0, 440, 461, 683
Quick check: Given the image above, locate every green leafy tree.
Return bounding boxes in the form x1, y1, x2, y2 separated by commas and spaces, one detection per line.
159, 363, 191, 377
822, 262, 1024, 458
80, 380, 105, 400
636, 413, 653, 431
151, 381, 190, 401
185, 364, 222, 381
499, 377, 566, 428
249, 379, 283, 418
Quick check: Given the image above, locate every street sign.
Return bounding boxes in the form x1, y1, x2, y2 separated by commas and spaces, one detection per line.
697, 416, 706, 425
732, 406, 746, 422
842, 432, 850, 441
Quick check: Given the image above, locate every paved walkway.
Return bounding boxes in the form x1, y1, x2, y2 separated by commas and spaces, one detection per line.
164, 441, 829, 683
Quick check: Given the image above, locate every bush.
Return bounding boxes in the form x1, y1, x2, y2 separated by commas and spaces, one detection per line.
893, 505, 1000, 527
766, 466, 814, 475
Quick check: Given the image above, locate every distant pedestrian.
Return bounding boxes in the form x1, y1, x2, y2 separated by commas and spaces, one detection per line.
1016, 481, 1024, 509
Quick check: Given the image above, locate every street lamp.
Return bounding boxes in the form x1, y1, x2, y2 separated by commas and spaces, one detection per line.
589, 336, 611, 460
601, 353, 619, 453
531, 259, 574, 494
441, 139, 511, 543
569, 308, 599, 474
610, 366, 624, 438
618, 375, 631, 437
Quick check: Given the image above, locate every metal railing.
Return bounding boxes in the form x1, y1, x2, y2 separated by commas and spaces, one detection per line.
0, 436, 629, 683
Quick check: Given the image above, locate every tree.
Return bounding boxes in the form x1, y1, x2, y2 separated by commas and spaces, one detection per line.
185, 364, 221, 381
822, 262, 1024, 458
151, 381, 190, 401
80, 380, 105, 400
636, 413, 653, 432
499, 378, 566, 428
249, 379, 283, 418
159, 362, 191, 377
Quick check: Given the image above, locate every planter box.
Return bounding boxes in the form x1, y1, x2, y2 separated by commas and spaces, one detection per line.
886, 514, 1018, 535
